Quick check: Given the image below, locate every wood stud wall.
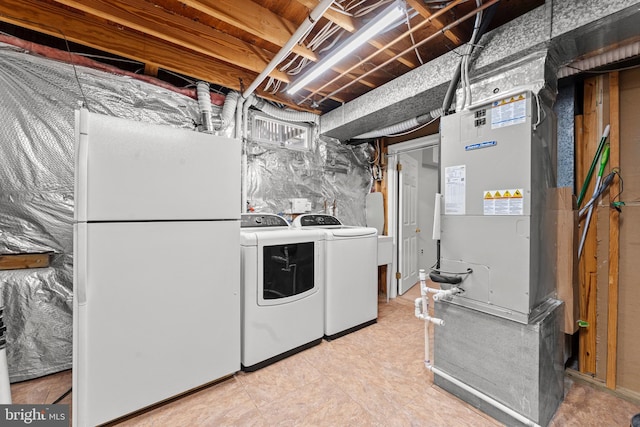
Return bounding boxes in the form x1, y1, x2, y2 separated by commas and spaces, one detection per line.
606, 72, 620, 390
577, 75, 602, 375
577, 71, 626, 393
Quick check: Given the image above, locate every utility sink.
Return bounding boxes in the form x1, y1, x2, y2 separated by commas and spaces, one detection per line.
377, 235, 393, 266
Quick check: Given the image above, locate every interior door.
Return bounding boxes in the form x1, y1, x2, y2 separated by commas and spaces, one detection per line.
398, 153, 419, 295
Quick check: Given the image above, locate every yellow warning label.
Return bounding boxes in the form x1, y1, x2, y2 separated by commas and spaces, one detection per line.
484, 191, 493, 199
494, 191, 502, 198
513, 189, 523, 198
518, 94, 525, 100
503, 190, 511, 198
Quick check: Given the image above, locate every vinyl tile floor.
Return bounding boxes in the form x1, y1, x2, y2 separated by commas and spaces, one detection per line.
10, 285, 640, 426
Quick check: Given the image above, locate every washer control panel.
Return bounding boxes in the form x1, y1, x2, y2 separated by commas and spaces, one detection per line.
241, 213, 289, 228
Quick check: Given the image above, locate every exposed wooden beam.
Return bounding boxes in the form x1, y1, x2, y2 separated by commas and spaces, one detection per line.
0, 253, 51, 270
295, 0, 417, 68
406, 0, 463, 45
180, 0, 318, 61
578, 76, 603, 375
52, 0, 290, 82
144, 63, 159, 77
606, 71, 620, 390
0, 0, 308, 110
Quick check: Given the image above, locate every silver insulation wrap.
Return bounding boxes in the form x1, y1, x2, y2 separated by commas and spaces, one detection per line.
0, 41, 373, 381
245, 136, 373, 227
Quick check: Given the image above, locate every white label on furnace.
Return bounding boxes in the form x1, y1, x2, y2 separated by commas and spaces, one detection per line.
491, 93, 527, 129
445, 165, 466, 215
483, 189, 524, 215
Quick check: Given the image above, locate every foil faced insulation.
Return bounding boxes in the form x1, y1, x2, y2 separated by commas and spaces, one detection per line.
245, 135, 372, 227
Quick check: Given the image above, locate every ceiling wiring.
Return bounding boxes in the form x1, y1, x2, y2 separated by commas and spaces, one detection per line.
405, 8, 424, 65
264, 0, 398, 96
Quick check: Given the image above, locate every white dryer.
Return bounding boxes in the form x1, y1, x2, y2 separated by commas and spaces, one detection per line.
240, 213, 325, 371
292, 214, 378, 340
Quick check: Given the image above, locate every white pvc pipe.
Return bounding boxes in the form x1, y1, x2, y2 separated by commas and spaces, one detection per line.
415, 269, 445, 367
432, 288, 460, 302
427, 365, 541, 427
242, 0, 336, 98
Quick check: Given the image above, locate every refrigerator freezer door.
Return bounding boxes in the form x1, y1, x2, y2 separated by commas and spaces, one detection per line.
74, 109, 240, 222
73, 220, 240, 426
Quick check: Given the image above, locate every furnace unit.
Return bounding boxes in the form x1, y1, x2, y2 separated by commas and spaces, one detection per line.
438, 90, 557, 324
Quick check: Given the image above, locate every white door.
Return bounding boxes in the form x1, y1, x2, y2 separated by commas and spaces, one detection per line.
398, 153, 419, 295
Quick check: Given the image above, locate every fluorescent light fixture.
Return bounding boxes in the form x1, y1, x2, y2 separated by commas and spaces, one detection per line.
286, 1, 405, 95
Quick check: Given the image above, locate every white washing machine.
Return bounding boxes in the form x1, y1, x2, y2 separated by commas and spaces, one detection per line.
240, 213, 325, 371
292, 214, 378, 340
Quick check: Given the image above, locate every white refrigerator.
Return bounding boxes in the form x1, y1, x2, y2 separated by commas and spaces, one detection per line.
73, 109, 240, 426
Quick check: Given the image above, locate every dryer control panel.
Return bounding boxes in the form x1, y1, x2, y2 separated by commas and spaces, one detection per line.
295, 214, 342, 227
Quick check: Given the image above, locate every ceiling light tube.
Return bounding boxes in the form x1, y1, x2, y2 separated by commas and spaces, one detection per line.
286, 0, 405, 95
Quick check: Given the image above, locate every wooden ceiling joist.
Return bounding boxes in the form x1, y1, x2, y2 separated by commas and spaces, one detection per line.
179, 0, 318, 62
0, 0, 543, 113
0, 0, 306, 110
52, 0, 290, 82
0, 0, 252, 88
295, 0, 417, 68
406, 0, 464, 45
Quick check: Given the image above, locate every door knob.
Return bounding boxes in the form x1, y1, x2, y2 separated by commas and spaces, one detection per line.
416, 228, 421, 233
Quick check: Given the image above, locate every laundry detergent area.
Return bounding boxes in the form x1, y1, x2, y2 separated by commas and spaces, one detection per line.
2, 2, 640, 426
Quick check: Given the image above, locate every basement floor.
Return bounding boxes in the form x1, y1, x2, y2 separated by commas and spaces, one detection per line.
10, 287, 640, 426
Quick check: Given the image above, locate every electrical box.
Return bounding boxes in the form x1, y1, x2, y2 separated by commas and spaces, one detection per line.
439, 91, 557, 324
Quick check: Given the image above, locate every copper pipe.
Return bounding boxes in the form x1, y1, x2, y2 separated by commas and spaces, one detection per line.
299, 0, 466, 105
316, 0, 501, 106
